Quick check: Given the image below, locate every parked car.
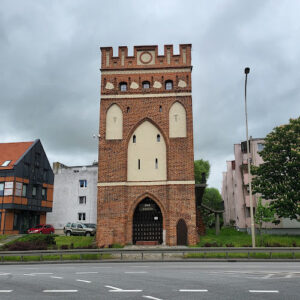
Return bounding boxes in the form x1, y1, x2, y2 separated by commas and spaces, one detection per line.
63, 222, 96, 236
84, 223, 97, 229
27, 224, 55, 234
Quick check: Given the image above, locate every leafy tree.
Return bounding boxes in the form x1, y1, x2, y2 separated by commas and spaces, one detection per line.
202, 188, 223, 228
194, 159, 210, 184
254, 197, 276, 245
252, 117, 300, 221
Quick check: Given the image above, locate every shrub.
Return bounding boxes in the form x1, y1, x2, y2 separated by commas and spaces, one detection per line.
60, 245, 69, 250
203, 242, 219, 247
225, 243, 234, 247
6, 241, 48, 251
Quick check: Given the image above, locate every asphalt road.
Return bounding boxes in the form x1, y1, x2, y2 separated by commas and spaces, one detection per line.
0, 261, 299, 299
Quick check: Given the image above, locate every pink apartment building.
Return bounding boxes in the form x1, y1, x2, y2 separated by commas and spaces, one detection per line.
222, 138, 300, 234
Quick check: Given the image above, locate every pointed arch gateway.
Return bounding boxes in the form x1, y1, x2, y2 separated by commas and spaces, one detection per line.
133, 197, 163, 245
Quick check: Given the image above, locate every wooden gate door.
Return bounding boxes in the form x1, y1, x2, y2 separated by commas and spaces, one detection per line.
177, 219, 188, 245
133, 198, 163, 244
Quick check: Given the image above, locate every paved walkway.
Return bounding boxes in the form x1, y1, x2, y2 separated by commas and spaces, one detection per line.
0, 235, 23, 247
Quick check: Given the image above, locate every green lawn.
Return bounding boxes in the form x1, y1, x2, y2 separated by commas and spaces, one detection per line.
195, 227, 300, 247
54, 236, 95, 249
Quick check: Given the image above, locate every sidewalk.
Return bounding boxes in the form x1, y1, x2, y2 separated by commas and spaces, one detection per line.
0, 235, 23, 247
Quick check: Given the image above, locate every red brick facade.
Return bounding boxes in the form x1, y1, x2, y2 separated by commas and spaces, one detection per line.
96, 44, 198, 246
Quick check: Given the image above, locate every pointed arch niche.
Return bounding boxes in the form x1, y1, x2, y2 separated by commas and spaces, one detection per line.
106, 104, 123, 140
169, 102, 187, 138
128, 121, 166, 181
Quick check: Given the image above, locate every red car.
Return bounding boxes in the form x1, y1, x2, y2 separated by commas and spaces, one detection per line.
27, 224, 55, 234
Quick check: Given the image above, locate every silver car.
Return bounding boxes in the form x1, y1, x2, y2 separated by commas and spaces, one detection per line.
64, 222, 96, 236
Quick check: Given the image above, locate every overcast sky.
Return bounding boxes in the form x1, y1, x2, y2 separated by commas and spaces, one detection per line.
1, 0, 299, 191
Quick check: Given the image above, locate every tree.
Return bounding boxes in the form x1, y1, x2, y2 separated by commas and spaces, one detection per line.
194, 159, 210, 184
252, 117, 300, 221
254, 197, 276, 245
202, 188, 223, 228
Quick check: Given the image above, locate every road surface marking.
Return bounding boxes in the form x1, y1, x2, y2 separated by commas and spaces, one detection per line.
75, 271, 98, 274
143, 296, 163, 300
24, 273, 53, 276
0, 273, 11, 276
130, 265, 150, 268
179, 289, 208, 292
105, 285, 142, 292
0, 290, 13, 293
262, 274, 275, 279
249, 290, 279, 293
51, 276, 63, 279
76, 279, 91, 283
43, 290, 78, 293
125, 271, 148, 274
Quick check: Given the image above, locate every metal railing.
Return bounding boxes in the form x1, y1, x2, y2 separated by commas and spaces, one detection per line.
1, 247, 300, 262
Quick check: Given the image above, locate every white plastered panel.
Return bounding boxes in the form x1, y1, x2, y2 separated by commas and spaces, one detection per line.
169, 102, 187, 138
106, 104, 123, 140
128, 121, 166, 181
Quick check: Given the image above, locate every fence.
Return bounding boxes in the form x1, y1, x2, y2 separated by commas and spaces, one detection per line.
1, 247, 300, 262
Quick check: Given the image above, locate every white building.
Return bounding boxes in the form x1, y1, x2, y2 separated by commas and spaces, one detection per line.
46, 162, 98, 231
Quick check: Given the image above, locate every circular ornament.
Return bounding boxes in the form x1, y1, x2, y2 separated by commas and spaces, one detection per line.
140, 51, 153, 64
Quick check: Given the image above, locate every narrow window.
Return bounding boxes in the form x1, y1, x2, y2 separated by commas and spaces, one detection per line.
142, 81, 150, 89
159, 105, 162, 112
157, 134, 160, 142
32, 186, 37, 197
127, 107, 130, 113
138, 159, 140, 170
133, 135, 136, 143
155, 158, 158, 169
42, 188, 47, 199
165, 80, 173, 90
78, 213, 86, 221
119, 82, 127, 91
0, 182, 4, 196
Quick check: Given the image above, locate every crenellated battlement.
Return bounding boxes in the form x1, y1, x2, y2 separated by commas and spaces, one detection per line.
100, 44, 192, 70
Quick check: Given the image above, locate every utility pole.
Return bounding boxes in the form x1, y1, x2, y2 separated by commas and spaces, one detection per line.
244, 67, 256, 248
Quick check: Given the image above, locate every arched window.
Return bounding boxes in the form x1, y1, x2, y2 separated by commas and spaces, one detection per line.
155, 158, 158, 169
127, 107, 130, 113
119, 82, 127, 92
157, 134, 160, 142
165, 80, 173, 90
142, 81, 150, 89
159, 105, 162, 112
133, 135, 136, 143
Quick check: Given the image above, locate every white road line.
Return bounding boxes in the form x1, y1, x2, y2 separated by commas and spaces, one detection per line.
130, 266, 150, 268
105, 285, 142, 292
262, 274, 275, 279
76, 279, 91, 283
50, 276, 63, 279
179, 289, 208, 292
0, 273, 11, 276
143, 296, 163, 300
249, 290, 279, 293
43, 290, 78, 293
24, 273, 53, 276
125, 271, 148, 274
0, 290, 13, 293
75, 271, 98, 274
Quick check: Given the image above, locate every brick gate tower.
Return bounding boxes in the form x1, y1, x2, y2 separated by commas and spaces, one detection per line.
97, 44, 198, 246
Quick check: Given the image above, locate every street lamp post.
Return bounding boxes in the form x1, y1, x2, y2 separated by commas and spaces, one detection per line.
244, 67, 256, 248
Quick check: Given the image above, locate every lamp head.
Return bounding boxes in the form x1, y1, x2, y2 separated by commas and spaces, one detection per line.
244, 67, 250, 74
